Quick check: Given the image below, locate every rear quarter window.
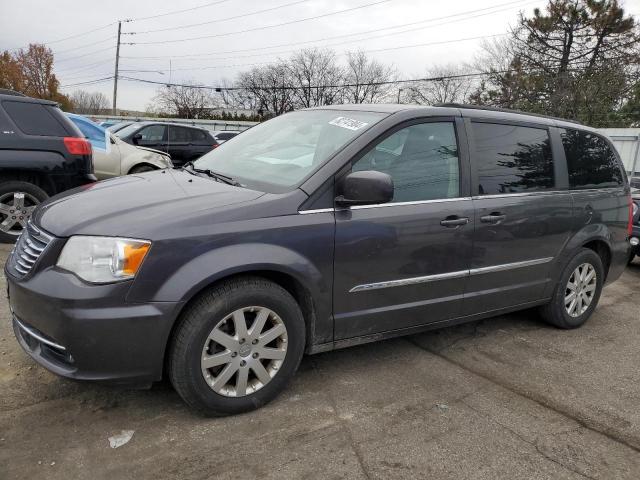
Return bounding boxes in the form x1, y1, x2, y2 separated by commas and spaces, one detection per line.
2, 101, 69, 136
561, 129, 624, 189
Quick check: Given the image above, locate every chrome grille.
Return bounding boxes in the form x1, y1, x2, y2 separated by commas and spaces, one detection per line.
8, 222, 52, 278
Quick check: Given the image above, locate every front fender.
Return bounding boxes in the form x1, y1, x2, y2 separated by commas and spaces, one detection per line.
124, 150, 172, 172
147, 242, 327, 303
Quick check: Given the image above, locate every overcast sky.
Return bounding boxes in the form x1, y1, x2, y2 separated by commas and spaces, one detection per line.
2, 0, 639, 112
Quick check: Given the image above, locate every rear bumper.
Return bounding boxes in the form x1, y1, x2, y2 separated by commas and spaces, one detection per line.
7, 266, 182, 386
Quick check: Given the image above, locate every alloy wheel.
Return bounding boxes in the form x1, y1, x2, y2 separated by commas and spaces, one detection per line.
201, 306, 288, 397
565, 263, 597, 318
0, 192, 39, 235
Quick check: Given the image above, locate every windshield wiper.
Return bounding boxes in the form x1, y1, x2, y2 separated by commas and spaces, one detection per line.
182, 162, 240, 186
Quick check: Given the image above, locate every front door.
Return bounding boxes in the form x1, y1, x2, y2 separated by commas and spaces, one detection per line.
463, 120, 574, 314
333, 119, 474, 340
136, 124, 167, 153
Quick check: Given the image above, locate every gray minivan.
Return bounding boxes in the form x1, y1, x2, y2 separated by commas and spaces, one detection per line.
7, 104, 633, 416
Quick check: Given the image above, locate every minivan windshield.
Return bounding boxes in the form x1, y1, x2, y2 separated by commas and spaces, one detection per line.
194, 110, 386, 192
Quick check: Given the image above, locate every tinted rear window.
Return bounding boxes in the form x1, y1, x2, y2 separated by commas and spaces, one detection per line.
3, 101, 68, 136
472, 122, 554, 195
561, 129, 623, 189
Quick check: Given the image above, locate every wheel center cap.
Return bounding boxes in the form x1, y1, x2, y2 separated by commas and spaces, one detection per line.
238, 344, 252, 357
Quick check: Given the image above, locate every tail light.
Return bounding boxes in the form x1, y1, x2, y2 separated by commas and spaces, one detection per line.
628, 194, 634, 236
64, 137, 92, 155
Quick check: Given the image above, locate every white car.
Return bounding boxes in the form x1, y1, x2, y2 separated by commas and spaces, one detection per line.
67, 114, 173, 179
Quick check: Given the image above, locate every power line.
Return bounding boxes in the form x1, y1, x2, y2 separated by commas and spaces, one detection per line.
124, 0, 231, 23
125, 0, 394, 45
119, 71, 513, 91
52, 36, 116, 55
122, 0, 532, 60
149, 33, 505, 73
59, 76, 115, 89
55, 46, 115, 63
125, 0, 313, 35
7, 22, 116, 51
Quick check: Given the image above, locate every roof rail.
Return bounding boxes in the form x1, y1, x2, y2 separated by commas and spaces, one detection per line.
435, 103, 583, 125
0, 88, 27, 97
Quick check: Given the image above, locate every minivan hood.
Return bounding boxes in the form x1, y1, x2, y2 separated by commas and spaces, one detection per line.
34, 169, 264, 237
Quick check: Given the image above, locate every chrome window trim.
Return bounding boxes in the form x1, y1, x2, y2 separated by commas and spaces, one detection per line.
349, 257, 553, 293
298, 208, 335, 215
13, 316, 67, 351
349, 197, 472, 210
473, 187, 625, 200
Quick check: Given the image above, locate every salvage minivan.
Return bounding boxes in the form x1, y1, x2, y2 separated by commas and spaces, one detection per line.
7, 104, 633, 416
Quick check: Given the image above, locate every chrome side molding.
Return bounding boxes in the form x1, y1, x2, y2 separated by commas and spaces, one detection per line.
349, 257, 553, 293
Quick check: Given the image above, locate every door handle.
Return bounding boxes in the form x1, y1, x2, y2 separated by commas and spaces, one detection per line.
440, 216, 469, 228
480, 213, 506, 224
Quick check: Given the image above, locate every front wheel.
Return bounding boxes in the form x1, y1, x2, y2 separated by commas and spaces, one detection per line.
539, 248, 604, 329
0, 181, 48, 243
168, 277, 305, 416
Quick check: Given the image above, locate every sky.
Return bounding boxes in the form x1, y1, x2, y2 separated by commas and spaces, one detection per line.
2, 0, 640, 112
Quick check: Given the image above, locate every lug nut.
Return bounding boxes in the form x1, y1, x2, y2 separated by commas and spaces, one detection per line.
252, 352, 259, 358
231, 352, 237, 357
240, 360, 246, 367
251, 339, 258, 345
239, 338, 245, 344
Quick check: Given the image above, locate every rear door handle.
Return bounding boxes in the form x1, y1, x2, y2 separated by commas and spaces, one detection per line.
440, 216, 469, 228
480, 213, 506, 224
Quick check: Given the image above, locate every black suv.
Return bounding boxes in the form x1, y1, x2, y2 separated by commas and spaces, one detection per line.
0, 90, 96, 242
7, 104, 633, 416
115, 121, 217, 167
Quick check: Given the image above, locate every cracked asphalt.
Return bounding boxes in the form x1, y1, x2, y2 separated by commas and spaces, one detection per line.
1, 244, 639, 480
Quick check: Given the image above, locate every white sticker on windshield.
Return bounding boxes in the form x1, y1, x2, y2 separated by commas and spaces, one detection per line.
328, 117, 368, 131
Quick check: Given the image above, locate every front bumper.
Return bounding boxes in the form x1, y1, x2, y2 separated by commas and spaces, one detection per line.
7, 265, 182, 386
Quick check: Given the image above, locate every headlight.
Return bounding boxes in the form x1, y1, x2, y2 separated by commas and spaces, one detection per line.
57, 236, 151, 283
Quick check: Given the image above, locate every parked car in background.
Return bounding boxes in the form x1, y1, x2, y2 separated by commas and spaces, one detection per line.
630, 188, 639, 263
106, 121, 135, 133
115, 122, 217, 167
211, 130, 240, 144
99, 120, 119, 129
67, 114, 172, 179
0, 90, 95, 242
630, 176, 640, 189
6, 104, 633, 415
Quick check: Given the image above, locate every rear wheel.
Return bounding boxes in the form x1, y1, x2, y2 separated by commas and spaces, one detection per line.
540, 248, 604, 329
168, 277, 305, 416
0, 181, 48, 243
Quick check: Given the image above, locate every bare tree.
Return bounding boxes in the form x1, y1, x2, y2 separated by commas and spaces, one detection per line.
70, 90, 110, 114
286, 48, 344, 108
236, 62, 295, 116
152, 80, 217, 118
404, 64, 474, 105
343, 50, 396, 103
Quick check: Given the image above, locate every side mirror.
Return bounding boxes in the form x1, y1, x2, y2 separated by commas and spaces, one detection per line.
132, 133, 142, 144
335, 170, 393, 207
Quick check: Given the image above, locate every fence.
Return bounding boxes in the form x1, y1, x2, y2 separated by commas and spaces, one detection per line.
91, 115, 258, 132
598, 128, 640, 177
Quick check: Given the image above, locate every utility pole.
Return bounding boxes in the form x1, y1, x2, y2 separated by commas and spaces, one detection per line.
112, 21, 122, 115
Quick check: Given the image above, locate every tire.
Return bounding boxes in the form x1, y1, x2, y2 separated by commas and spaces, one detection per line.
129, 164, 156, 174
628, 253, 636, 265
0, 181, 48, 243
168, 276, 305, 416
539, 248, 604, 329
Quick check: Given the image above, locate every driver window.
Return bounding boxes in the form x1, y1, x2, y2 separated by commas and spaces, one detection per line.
139, 125, 165, 141
353, 122, 459, 202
